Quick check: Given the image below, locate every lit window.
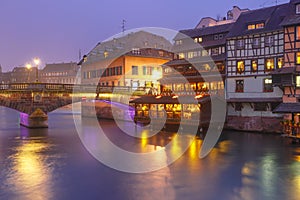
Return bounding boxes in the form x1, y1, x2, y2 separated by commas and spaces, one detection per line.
248, 24, 255, 30
236, 80, 244, 93
198, 37, 203, 43
297, 52, 300, 64
132, 48, 141, 55
103, 51, 108, 58
265, 58, 275, 71
202, 50, 208, 56
188, 52, 194, 58
297, 26, 300, 40
204, 64, 211, 71
194, 38, 198, 43
297, 76, 300, 87
277, 57, 284, 68
296, 4, 300, 14
237, 61, 245, 74
256, 23, 264, 29
252, 60, 258, 72
264, 78, 273, 92
178, 53, 185, 59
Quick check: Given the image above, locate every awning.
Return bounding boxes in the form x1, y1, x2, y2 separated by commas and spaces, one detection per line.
273, 103, 300, 113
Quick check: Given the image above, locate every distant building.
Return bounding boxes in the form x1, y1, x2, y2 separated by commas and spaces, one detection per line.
80, 30, 173, 89
195, 6, 248, 29
40, 62, 80, 84
10, 66, 37, 83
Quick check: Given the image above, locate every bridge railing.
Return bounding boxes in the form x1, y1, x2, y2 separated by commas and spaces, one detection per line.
0, 83, 150, 95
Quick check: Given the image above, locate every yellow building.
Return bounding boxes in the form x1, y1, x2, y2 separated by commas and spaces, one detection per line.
81, 31, 173, 91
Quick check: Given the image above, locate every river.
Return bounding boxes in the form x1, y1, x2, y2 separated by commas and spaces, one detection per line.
0, 105, 300, 200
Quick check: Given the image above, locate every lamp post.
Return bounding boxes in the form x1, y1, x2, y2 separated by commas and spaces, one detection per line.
33, 57, 40, 82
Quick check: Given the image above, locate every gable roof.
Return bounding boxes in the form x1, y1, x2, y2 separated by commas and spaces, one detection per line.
227, 3, 289, 38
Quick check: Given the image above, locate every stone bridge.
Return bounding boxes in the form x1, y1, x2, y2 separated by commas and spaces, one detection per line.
0, 83, 146, 128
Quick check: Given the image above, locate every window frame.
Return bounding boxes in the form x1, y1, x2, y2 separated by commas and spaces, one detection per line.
236, 60, 245, 74
296, 26, 300, 41
265, 36, 274, 47
132, 65, 138, 75
251, 59, 258, 73
263, 78, 273, 93
236, 39, 245, 49
235, 80, 244, 93
296, 52, 300, 65
265, 58, 275, 72
296, 4, 300, 14
252, 38, 261, 48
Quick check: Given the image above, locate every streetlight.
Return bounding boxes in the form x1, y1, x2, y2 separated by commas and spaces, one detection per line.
26, 63, 32, 82
33, 57, 40, 82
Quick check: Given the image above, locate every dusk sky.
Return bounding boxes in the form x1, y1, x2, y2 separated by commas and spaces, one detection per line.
0, 0, 289, 72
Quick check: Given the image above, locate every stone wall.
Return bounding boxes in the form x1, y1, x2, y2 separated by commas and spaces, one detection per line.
226, 116, 283, 133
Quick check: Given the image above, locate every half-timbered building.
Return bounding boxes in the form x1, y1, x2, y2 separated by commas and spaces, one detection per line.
272, 0, 300, 134
226, 4, 289, 132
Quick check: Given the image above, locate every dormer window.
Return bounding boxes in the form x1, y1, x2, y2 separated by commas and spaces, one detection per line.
194, 37, 203, 43
247, 23, 264, 30
175, 40, 182, 45
296, 4, 300, 14
256, 23, 264, 29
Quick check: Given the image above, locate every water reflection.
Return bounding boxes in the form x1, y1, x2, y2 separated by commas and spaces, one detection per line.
3, 107, 300, 199
4, 128, 53, 200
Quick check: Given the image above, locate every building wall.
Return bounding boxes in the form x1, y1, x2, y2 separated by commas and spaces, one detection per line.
226, 28, 285, 132
82, 54, 170, 88
227, 76, 282, 99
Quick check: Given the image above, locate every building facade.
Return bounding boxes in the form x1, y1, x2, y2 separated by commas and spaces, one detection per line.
40, 62, 80, 84
10, 66, 37, 83
226, 4, 289, 132
81, 31, 173, 90
272, 0, 300, 133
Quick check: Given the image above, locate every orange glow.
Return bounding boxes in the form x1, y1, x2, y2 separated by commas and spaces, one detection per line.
195, 94, 203, 99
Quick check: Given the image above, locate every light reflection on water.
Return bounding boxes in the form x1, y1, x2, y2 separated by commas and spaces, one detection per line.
1, 127, 54, 200
1, 107, 300, 199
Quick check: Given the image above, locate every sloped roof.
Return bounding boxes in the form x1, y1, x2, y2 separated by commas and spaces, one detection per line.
227, 97, 282, 103
227, 3, 289, 38
271, 67, 296, 74
273, 102, 300, 113
177, 23, 234, 39
42, 62, 79, 72
281, 0, 300, 26
85, 30, 173, 63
